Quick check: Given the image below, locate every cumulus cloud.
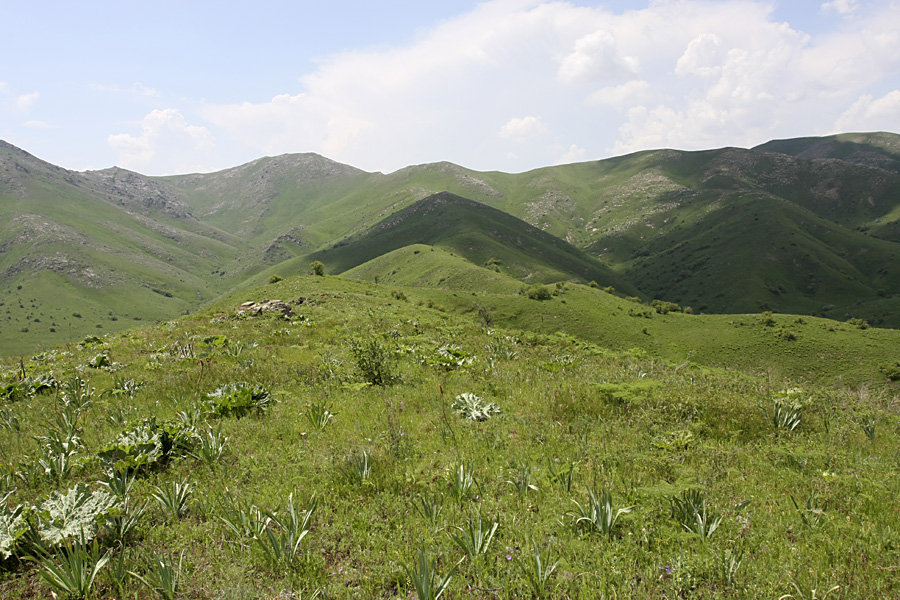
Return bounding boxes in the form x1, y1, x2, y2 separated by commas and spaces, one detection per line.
556, 144, 587, 164
90, 82, 160, 97
587, 80, 653, 109
16, 92, 39, 110
198, 0, 900, 173
107, 109, 215, 174
498, 116, 549, 140
821, 0, 860, 15
835, 90, 900, 132
558, 29, 638, 84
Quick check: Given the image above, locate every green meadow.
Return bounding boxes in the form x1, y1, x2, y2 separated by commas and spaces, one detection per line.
1, 274, 898, 599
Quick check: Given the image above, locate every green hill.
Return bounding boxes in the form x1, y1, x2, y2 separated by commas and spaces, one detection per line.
5, 133, 900, 355
308, 192, 638, 293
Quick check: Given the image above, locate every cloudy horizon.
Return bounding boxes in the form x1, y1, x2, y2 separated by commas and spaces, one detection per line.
2, 0, 899, 176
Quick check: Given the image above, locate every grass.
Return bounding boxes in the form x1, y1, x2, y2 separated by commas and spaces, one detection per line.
0, 274, 898, 598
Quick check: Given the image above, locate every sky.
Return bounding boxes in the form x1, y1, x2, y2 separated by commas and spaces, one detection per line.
1, 0, 899, 176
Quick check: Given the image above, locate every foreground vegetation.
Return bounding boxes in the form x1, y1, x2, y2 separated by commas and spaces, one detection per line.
1, 276, 898, 599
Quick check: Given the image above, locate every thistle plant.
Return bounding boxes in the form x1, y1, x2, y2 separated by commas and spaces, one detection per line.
451, 393, 500, 421
569, 488, 634, 537
400, 548, 457, 600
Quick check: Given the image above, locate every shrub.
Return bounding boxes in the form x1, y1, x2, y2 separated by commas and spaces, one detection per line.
526, 285, 552, 301
651, 299, 682, 314
310, 261, 325, 276
879, 361, 900, 381
268, 274, 283, 284
349, 336, 396, 385
848, 317, 869, 329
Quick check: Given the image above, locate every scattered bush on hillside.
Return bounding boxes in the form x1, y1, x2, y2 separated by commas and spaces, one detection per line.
349, 336, 396, 385
651, 299, 682, 314
879, 361, 900, 381
268, 274, 284, 284
848, 317, 869, 329
758, 311, 776, 327
589, 280, 599, 288
526, 285, 552, 301
310, 261, 325, 276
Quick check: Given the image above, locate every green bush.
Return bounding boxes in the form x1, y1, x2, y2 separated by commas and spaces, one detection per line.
526, 285, 552, 301
349, 336, 396, 385
268, 274, 284, 284
651, 299, 682, 314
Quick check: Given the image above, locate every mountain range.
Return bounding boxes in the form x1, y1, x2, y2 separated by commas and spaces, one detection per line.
2, 131, 900, 356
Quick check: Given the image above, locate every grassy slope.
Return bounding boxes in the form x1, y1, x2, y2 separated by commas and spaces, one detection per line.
306, 192, 638, 293
342, 244, 525, 294
0, 274, 897, 600
0, 145, 248, 356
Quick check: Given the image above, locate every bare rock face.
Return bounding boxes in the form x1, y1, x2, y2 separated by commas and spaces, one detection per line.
236, 299, 296, 318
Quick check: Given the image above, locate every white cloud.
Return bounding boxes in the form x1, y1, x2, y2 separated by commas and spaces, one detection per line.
676, 34, 725, 78
821, 0, 860, 15
0, 81, 8, 95
107, 108, 215, 174
23, 120, 53, 129
835, 90, 900, 132
498, 116, 549, 140
16, 92, 39, 109
558, 29, 638, 84
90, 82, 160, 97
198, 0, 900, 174
587, 80, 653, 109
556, 144, 587, 165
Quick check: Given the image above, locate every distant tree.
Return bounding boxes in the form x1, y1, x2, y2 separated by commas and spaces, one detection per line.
310, 261, 326, 276
269, 274, 284, 284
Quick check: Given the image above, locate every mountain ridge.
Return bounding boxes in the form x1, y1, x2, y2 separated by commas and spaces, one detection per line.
3, 132, 900, 355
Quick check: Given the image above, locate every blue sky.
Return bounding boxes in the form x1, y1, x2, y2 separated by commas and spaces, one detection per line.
2, 0, 898, 175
